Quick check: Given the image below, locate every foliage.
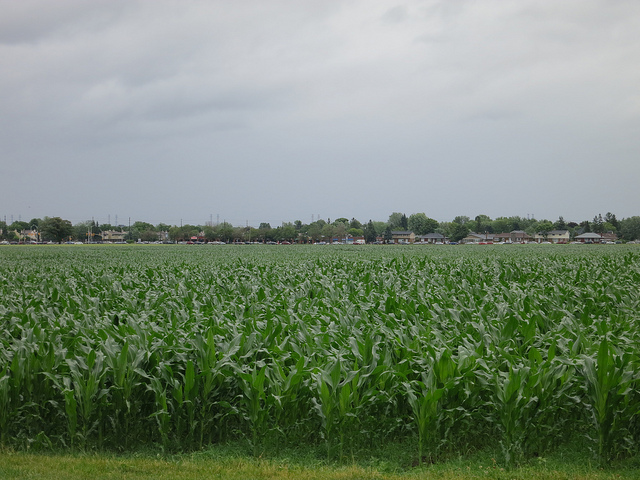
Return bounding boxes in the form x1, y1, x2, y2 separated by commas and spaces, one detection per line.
620, 216, 640, 241
0, 245, 639, 468
40, 217, 73, 243
408, 213, 439, 236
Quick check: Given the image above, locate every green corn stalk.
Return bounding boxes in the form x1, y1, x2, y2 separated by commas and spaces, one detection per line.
402, 347, 457, 465
523, 344, 574, 457
66, 349, 108, 448
581, 338, 636, 463
193, 331, 235, 448
62, 377, 78, 449
312, 359, 342, 460
404, 375, 444, 465
148, 375, 170, 450
265, 356, 306, 453
0, 366, 10, 446
492, 364, 531, 467
164, 361, 197, 445
103, 339, 145, 447
238, 365, 267, 457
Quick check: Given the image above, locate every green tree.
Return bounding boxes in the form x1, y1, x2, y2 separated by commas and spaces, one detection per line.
383, 225, 393, 243
450, 223, 470, 242
169, 224, 199, 242
215, 222, 234, 243
257, 223, 272, 242
592, 214, 604, 234
372, 221, 387, 236
41, 217, 73, 243
474, 214, 492, 233
28, 218, 41, 229
507, 216, 521, 231
364, 220, 377, 244
203, 225, 215, 242
437, 222, 454, 238
554, 216, 567, 230
334, 222, 347, 240
140, 230, 158, 242
453, 215, 470, 226
400, 214, 408, 230
307, 223, 322, 242
492, 217, 511, 233
349, 218, 362, 230
387, 212, 404, 229
604, 212, 619, 231
321, 224, 335, 242
280, 223, 297, 242
73, 221, 99, 242
408, 213, 439, 235
620, 216, 640, 241
9, 221, 29, 232
536, 220, 554, 239
133, 221, 155, 232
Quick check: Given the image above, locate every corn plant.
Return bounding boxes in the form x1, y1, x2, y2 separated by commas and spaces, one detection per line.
0, 244, 639, 462
238, 365, 268, 456
580, 338, 637, 463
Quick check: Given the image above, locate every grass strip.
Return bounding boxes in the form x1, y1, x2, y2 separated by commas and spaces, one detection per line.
0, 450, 638, 480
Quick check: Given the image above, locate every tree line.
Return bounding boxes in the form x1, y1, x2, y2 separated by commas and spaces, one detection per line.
2, 212, 640, 244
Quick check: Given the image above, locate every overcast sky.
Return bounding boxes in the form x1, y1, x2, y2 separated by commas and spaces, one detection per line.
1, 0, 639, 227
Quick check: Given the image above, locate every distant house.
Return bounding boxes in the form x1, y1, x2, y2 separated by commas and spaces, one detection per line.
575, 232, 603, 244
492, 232, 510, 243
415, 233, 447, 244
535, 229, 570, 244
102, 230, 127, 242
391, 231, 415, 244
461, 232, 495, 244
492, 230, 532, 243
510, 230, 533, 243
601, 232, 618, 243
19, 229, 39, 242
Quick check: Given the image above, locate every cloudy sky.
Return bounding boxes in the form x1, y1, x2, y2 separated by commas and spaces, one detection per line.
2, 0, 639, 227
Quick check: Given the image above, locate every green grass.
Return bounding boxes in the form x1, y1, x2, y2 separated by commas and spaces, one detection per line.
1, 444, 639, 480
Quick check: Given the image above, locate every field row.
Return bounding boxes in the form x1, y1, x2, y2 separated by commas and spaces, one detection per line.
1, 245, 639, 465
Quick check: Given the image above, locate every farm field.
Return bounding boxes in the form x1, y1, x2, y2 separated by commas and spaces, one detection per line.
0, 244, 639, 473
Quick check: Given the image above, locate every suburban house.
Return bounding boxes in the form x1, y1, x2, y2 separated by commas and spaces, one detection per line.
461, 232, 495, 244
574, 232, 603, 243
391, 231, 415, 244
102, 230, 128, 242
493, 230, 533, 243
601, 232, 618, 243
19, 229, 39, 242
535, 229, 570, 244
415, 233, 447, 244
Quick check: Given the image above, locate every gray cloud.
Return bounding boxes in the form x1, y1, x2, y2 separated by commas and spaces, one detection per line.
1, 0, 639, 226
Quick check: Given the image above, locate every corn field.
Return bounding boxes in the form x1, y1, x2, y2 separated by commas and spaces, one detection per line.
1, 245, 639, 465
